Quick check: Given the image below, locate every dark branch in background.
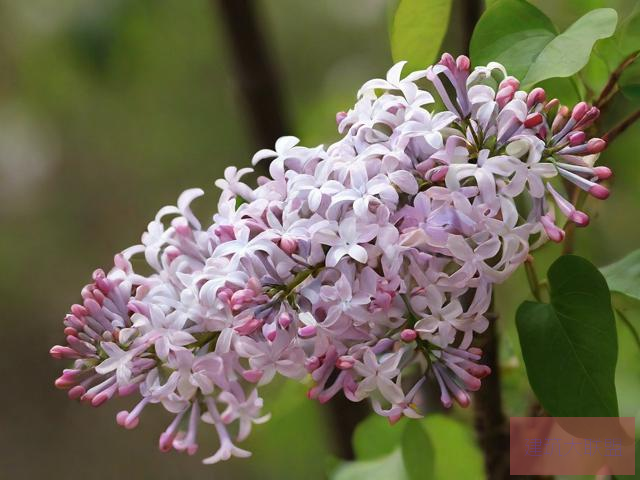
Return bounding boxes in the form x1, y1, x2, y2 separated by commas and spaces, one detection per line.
213, 0, 290, 154
595, 51, 640, 109
472, 311, 510, 480
602, 109, 640, 144
459, 3, 512, 478
212, 0, 367, 460
460, 0, 483, 56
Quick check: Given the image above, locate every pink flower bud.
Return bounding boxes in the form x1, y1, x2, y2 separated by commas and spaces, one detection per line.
234, 317, 262, 336
336, 355, 355, 370
298, 325, 317, 338
305, 356, 321, 373
589, 184, 610, 200
456, 55, 470, 71
544, 98, 560, 112
526, 87, 546, 108
524, 112, 543, 128
279, 236, 298, 255
593, 166, 612, 180
571, 101, 589, 121
587, 138, 606, 154
499, 76, 520, 92
400, 329, 417, 342
68, 385, 85, 400
159, 432, 175, 452
278, 312, 292, 329
335, 111, 347, 125
242, 369, 264, 383
540, 215, 565, 243
568, 131, 586, 146
569, 211, 590, 227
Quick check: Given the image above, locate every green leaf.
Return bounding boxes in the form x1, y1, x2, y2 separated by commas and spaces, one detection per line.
331, 449, 409, 480
471, 2, 617, 87
471, 0, 557, 80
522, 8, 618, 86
390, 0, 452, 72
537, 77, 581, 106
601, 249, 640, 307
401, 421, 434, 480
516, 255, 619, 417
618, 3, 640, 57
348, 415, 482, 480
352, 415, 406, 460
601, 249, 640, 351
620, 61, 640, 103
422, 415, 484, 480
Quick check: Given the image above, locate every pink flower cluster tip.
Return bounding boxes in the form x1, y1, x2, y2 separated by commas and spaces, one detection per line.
50, 54, 611, 464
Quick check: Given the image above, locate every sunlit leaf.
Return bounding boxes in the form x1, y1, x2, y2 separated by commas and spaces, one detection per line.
401, 421, 434, 480
522, 8, 618, 86
348, 415, 483, 479
422, 415, 484, 479
471, 0, 556, 80
352, 415, 406, 460
516, 255, 619, 417
471, 2, 617, 88
331, 449, 409, 480
390, 0, 452, 72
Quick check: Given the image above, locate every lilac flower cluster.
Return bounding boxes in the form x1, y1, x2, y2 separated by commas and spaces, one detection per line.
50, 54, 611, 464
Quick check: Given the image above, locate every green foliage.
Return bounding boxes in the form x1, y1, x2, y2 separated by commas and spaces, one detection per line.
618, 3, 640, 57
521, 8, 617, 86
601, 249, 640, 310
471, 0, 557, 79
332, 449, 409, 480
352, 414, 405, 460
601, 249, 640, 355
390, 0, 452, 71
471, 1, 617, 89
620, 60, 640, 102
422, 415, 484, 479
584, 4, 640, 96
335, 415, 482, 480
516, 255, 619, 417
401, 421, 434, 480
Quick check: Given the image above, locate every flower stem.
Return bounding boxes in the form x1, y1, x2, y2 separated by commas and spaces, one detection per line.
524, 256, 543, 302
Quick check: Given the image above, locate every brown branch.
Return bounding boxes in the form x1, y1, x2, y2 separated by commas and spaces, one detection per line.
460, 0, 483, 55
595, 51, 640, 109
460, 4, 512, 479
473, 311, 511, 480
212, 0, 290, 153
602, 108, 640, 144
212, 0, 367, 460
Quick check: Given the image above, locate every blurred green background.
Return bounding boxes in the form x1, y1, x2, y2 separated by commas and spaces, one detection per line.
0, 0, 637, 478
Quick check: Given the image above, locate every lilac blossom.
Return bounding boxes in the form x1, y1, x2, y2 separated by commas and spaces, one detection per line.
51, 53, 611, 465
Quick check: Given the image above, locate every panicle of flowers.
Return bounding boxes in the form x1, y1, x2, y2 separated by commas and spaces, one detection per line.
50, 53, 611, 464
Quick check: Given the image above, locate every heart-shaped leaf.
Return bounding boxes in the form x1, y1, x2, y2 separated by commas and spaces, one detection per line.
471, 1, 617, 87
522, 8, 618, 86
390, 0, 452, 72
401, 421, 434, 480
516, 255, 618, 417
471, 0, 557, 80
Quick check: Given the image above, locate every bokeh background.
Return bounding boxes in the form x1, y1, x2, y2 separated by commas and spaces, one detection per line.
0, 0, 638, 478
